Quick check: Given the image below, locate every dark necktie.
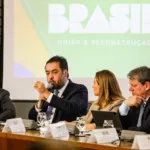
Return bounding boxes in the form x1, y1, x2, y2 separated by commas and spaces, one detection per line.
137, 103, 145, 127
46, 89, 59, 120
53, 89, 59, 96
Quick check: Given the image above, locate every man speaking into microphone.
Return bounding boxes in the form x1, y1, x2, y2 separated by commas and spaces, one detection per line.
28, 56, 88, 123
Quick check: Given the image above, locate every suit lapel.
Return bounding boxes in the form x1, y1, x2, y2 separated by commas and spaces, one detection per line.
142, 97, 150, 121
52, 80, 73, 123
60, 80, 74, 100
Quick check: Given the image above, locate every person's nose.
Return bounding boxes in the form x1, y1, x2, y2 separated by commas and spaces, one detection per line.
48, 73, 54, 81
129, 86, 133, 92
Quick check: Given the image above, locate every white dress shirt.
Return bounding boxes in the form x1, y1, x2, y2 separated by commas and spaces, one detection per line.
35, 80, 69, 123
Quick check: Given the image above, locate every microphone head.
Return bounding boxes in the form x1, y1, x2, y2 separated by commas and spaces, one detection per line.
47, 83, 53, 90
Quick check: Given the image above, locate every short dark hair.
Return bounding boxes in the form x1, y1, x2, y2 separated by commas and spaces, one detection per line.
128, 66, 150, 85
46, 55, 68, 71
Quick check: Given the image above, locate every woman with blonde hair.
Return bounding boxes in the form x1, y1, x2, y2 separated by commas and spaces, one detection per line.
66, 70, 124, 130
85, 70, 124, 129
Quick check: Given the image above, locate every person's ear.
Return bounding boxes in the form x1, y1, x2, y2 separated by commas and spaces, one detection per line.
144, 81, 150, 91
63, 70, 68, 78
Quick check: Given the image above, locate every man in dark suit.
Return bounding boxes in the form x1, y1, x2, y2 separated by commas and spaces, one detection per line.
28, 56, 88, 123
0, 89, 16, 121
119, 66, 150, 133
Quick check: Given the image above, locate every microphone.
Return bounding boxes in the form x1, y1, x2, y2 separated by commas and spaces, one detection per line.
39, 83, 53, 109
47, 83, 53, 91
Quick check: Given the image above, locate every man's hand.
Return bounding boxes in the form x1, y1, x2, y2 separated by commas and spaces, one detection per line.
124, 96, 146, 107
34, 81, 47, 94
34, 81, 51, 109
36, 95, 47, 109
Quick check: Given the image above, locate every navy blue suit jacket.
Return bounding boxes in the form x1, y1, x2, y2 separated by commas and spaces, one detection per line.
119, 97, 150, 133
28, 80, 88, 123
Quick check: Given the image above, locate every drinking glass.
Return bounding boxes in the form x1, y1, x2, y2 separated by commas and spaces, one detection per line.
37, 112, 47, 127
76, 117, 86, 136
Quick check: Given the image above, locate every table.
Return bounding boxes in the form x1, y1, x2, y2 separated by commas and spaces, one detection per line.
0, 130, 133, 150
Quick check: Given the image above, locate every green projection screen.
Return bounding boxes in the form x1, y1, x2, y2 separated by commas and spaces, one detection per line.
3, 0, 150, 100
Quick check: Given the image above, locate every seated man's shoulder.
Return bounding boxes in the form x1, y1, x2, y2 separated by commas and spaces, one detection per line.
70, 81, 87, 91
0, 89, 10, 100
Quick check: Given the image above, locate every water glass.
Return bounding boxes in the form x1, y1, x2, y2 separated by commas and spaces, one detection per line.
37, 112, 47, 127
76, 117, 86, 136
